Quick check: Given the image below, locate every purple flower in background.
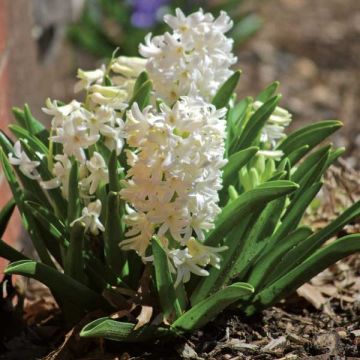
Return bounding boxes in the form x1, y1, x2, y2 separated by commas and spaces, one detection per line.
130, 0, 169, 29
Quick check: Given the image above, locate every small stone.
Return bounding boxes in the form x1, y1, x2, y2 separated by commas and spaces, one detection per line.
351, 329, 360, 337
337, 330, 347, 339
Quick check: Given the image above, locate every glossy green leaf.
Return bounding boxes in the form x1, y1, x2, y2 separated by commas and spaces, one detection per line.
174, 283, 253, 332
152, 237, 183, 320
104, 192, 125, 275
247, 226, 313, 291
0, 199, 15, 238
108, 150, 121, 192
205, 180, 298, 247
5, 260, 107, 311
128, 80, 152, 110
256, 81, 280, 103
67, 161, 80, 224
212, 71, 241, 109
0, 239, 28, 262
80, 317, 171, 342
251, 234, 360, 313
64, 222, 86, 283
277, 120, 342, 160
220, 147, 258, 205
133, 71, 149, 94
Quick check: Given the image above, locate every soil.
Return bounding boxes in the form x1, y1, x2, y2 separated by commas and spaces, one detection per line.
1, 0, 360, 359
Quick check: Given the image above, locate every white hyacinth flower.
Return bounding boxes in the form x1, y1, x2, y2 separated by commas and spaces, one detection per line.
8, 141, 40, 180
74, 65, 106, 93
253, 101, 292, 147
80, 152, 109, 195
139, 8, 237, 103
40, 154, 72, 199
169, 248, 209, 287
71, 199, 105, 235
111, 56, 146, 78
120, 94, 227, 257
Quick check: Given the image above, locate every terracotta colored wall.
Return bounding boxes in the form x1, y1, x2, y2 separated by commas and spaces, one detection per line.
0, 0, 84, 275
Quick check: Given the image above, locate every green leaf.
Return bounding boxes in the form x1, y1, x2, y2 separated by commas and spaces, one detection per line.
80, 318, 171, 342
212, 71, 241, 109
108, 150, 121, 192
104, 192, 125, 276
67, 161, 80, 224
21, 105, 49, 145
19, 139, 67, 219
247, 226, 313, 291
0, 239, 28, 262
277, 120, 342, 162
5, 260, 108, 311
128, 80, 152, 110
174, 283, 254, 332
251, 234, 360, 313
220, 147, 258, 205
152, 237, 183, 321
271, 182, 322, 244
255, 81, 279, 103
205, 180, 298, 247
9, 124, 49, 155
0, 199, 15, 238
133, 71, 149, 94
64, 222, 86, 283
236, 95, 281, 151
274, 200, 360, 276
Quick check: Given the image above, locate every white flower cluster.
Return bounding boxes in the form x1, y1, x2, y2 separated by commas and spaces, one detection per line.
120, 95, 227, 263
139, 8, 237, 103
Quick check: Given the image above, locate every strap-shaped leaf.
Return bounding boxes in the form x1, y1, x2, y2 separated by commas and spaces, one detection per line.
0, 199, 15, 238
191, 213, 257, 305
152, 237, 183, 321
133, 71, 149, 94
256, 81, 279, 102
173, 283, 253, 332
287, 145, 310, 165
220, 147, 258, 205
205, 180, 298, 247
5, 260, 107, 311
12, 105, 49, 146
9, 124, 49, 156
271, 182, 322, 244
20, 139, 67, 219
291, 145, 331, 185
0, 239, 28, 262
274, 200, 360, 277
67, 161, 80, 224
104, 192, 125, 276
277, 120, 342, 160
212, 71, 241, 109
230, 13, 262, 45
80, 317, 171, 342
247, 226, 313, 291
128, 80, 152, 110
108, 150, 121, 192
236, 95, 281, 151
251, 234, 360, 313
64, 222, 86, 283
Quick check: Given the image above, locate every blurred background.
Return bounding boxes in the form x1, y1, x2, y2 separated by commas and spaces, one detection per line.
0, 0, 359, 259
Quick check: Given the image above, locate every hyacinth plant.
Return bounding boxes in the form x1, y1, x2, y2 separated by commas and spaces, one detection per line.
1, 9, 360, 342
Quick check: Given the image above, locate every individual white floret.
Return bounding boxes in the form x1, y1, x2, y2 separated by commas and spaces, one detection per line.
80, 152, 109, 195
74, 65, 106, 93
8, 141, 40, 180
71, 199, 105, 235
